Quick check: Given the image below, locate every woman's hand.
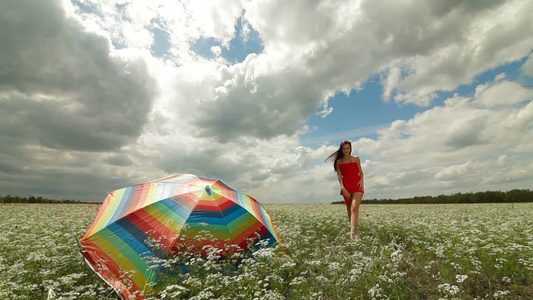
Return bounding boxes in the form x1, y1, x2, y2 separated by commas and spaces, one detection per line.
341, 187, 350, 198
358, 179, 364, 190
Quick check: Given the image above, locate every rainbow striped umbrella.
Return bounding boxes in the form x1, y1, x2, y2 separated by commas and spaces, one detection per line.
80, 174, 283, 299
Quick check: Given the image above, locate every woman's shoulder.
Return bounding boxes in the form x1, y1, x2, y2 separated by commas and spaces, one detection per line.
338, 156, 359, 164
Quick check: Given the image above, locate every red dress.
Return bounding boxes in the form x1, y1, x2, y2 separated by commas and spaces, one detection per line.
339, 162, 364, 205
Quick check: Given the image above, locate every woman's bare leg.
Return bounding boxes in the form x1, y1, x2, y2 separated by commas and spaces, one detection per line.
350, 192, 364, 239
345, 196, 352, 222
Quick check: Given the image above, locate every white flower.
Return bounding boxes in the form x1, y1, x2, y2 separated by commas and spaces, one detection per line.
289, 276, 305, 285
501, 276, 511, 284
493, 290, 510, 298
281, 261, 296, 269
328, 262, 341, 272
379, 274, 393, 283
456, 274, 468, 283
47, 288, 56, 300
368, 283, 384, 299
438, 283, 460, 296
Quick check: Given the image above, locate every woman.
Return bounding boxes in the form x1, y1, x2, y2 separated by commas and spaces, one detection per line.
326, 141, 364, 240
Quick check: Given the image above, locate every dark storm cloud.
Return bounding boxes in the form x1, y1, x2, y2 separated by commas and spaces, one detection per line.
0, 0, 156, 151
191, 64, 321, 142
103, 154, 134, 167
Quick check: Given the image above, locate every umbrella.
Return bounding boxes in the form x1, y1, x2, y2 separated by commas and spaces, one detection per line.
79, 174, 283, 299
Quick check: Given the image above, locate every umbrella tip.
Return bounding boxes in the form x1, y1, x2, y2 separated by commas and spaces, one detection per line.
205, 185, 211, 191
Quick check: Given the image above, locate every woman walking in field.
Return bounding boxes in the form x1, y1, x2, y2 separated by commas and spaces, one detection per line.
326, 141, 364, 240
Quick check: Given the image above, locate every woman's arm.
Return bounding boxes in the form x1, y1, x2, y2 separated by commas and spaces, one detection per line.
356, 156, 364, 189
336, 160, 349, 197
336, 160, 343, 187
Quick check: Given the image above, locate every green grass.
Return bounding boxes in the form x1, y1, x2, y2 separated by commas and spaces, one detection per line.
0, 203, 532, 299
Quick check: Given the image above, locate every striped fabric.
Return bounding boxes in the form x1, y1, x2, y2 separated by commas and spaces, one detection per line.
80, 174, 283, 300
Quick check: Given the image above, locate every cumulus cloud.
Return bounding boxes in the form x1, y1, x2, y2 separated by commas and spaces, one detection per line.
0, 0, 156, 152
0, 0, 531, 203
0, 0, 156, 200
353, 78, 533, 199
475, 80, 533, 107
523, 54, 533, 76
182, 0, 533, 139
375, 0, 533, 105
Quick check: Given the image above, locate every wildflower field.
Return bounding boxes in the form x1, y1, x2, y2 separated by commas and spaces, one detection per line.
1, 203, 532, 299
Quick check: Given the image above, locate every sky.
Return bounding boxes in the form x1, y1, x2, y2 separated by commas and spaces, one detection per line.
0, 0, 532, 204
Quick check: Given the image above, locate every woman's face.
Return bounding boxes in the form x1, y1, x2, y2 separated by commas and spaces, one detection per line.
341, 143, 351, 156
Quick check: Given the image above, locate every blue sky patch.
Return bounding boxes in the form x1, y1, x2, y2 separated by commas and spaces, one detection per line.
222, 17, 263, 63
300, 75, 425, 148
190, 17, 263, 63
190, 37, 220, 60
150, 27, 172, 57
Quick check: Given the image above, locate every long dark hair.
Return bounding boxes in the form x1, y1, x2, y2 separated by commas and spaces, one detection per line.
325, 141, 351, 171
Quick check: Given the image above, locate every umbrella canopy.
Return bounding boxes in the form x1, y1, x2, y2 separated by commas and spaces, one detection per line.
80, 174, 283, 299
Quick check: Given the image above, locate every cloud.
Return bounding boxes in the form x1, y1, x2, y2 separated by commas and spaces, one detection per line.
0, 0, 156, 152
381, 68, 401, 101
523, 54, 533, 76
300, 123, 389, 146
0, 0, 531, 204
377, 0, 533, 105
443, 116, 487, 150
182, 0, 533, 139
190, 58, 325, 141
475, 80, 533, 107
103, 154, 134, 167
353, 78, 533, 199
59, 0, 531, 144
434, 161, 480, 181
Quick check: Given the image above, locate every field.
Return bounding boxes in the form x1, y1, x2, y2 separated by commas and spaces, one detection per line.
0, 203, 532, 299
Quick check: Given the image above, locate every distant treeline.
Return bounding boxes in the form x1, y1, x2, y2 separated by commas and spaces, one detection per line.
0, 195, 82, 204
2, 189, 532, 204
332, 189, 533, 204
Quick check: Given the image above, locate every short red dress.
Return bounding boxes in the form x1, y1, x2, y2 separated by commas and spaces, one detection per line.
339, 162, 364, 205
